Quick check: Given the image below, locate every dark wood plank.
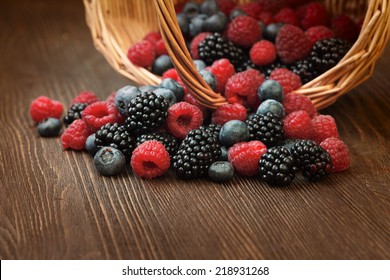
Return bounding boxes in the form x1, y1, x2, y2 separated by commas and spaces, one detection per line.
0, 0, 389, 260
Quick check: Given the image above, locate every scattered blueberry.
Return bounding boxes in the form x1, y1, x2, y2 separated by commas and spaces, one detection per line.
229, 9, 246, 21
160, 78, 184, 101
114, 85, 140, 116
193, 59, 207, 71
94, 147, 126, 176
176, 13, 189, 36
152, 55, 173, 76
264, 23, 284, 42
256, 99, 285, 118
202, 11, 228, 33
86, 134, 99, 156
200, 0, 219, 16
199, 69, 217, 90
218, 146, 229, 161
258, 79, 284, 102
189, 14, 208, 37
153, 87, 177, 106
219, 120, 249, 147
139, 85, 159, 93
208, 161, 234, 183
37, 117, 62, 137
183, 2, 200, 19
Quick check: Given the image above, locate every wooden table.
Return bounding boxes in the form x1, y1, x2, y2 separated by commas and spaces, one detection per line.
1, 0, 389, 260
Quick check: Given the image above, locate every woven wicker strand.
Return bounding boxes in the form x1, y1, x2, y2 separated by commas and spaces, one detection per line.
84, 0, 390, 110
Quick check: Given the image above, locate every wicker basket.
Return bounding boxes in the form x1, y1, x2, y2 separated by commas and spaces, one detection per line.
84, 0, 390, 109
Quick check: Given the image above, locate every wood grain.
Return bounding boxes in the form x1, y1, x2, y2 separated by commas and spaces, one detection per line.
0, 0, 389, 260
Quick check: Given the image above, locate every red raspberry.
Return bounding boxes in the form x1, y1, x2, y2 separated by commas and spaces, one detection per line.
127, 40, 156, 68
166, 102, 203, 139
227, 16, 262, 48
61, 119, 93, 150
283, 110, 312, 139
225, 69, 265, 109
274, 8, 300, 26
183, 92, 209, 119
131, 140, 170, 179
82, 101, 121, 131
162, 68, 180, 81
228, 141, 267, 177
71, 91, 98, 105
211, 103, 247, 125
320, 137, 350, 173
234, 2, 263, 19
143, 31, 162, 44
276, 24, 311, 64
311, 115, 339, 144
257, 0, 286, 13
250, 40, 277, 66
282, 93, 317, 118
300, 3, 329, 30
174, 3, 185, 13
331, 14, 359, 42
30, 96, 64, 123
209, 58, 235, 93
216, 0, 236, 15
106, 91, 116, 104
155, 39, 168, 56
190, 32, 212, 59
258, 12, 275, 25
305, 25, 334, 48
270, 68, 302, 94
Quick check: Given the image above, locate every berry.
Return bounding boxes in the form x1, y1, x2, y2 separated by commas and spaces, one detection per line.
131, 140, 170, 179
126, 92, 169, 134
276, 24, 311, 64
233, 2, 263, 19
320, 137, 350, 173
37, 118, 62, 137
193, 59, 207, 71
311, 114, 338, 144
30, 96, 64, 123
288, 58, 316, 84
199, 70, 217, 90
160, 78, 185, 101
218, 146, 229, 161
245, 112, 283, 146
82, 101, 121, 131
283, 110, 312, 139
86, 134, 99, 156
259, 146, 299, 186
200, 0, 219, 15
166, 102, 203, 140
136, 132, 179, 157
258, 79, 284, 102
162, 68, 180, 81
209, 58, 235, 93
256, 100, 285, 119
216, 0, 235, 15
208, 161, 235, 183
143, 31, 162, 44
227, 16, 262, 48
153, 88, 177, 106
155, 38, 167, 56
61, 119, 93, 150
152, 55, 173, 76
139, 85, 158, 93
263, 23, 284, 42
106, 92, 116, 104
127, 40, 156, 68
228, 140, 267, 177
177, 13, 190, 36
331, 14, 359, 42
202, 12, 228, 33
200, 124, 222, 143
189, 14, 208, 37
274, 8, 299, 26
229, 9, 247, 21
211, 103, 247, 125
270, 68, 302, 94
190, 32, 212, 59
71, 91, 98, 105
250, 40, 277, 66
183, 92, 209, 118
300, 3, 329, 30
183, 2, 200, 19
291, 139, 332, 181
94, 147, 126, 176
219, 120, 249, 148
63, 103, 87, 126
95, 123, 135, 158
114, 85, 140, 117
305, 25, 334, 48
258, 11, 275, 25
282, 93, 317, 118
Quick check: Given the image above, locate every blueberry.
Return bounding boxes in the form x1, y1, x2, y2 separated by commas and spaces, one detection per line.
114, 85, 140, 116
200, 0, 219, 15
86, 134, 99, 156
94, 147, 126, 176
183, 2, 200, 19
202, 11, 228, 33
193, 59, 207, 71
229, 9, 246, 21
219, 120, 249, 147
218, 146, 228, 161
264, 23, 284, 42
176, 13, 189, 36
258, 79, 284, 102
160, 78, 185, 101
37, 117, 62, 137
256, 99, 285, 118
199, 70, 217, 90
189, 14, 207, 37
152, 55, 173, 76
153, 87, 177, 106
208, 161, 234, 183
139, 85, 159, 93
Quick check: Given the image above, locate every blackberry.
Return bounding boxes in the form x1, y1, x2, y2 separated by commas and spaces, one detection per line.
290, 140, 333, 181
63, 103, 87, 126
125, 92, 169, 134
259, 147, 299, 186
289, 58, 317, 84
200, 124, 222, 158
135, 132, 179, 157
245, 112, 283, 147
172, 128, 221, 179
95, 123, 135, 158
259, 60, 286, 78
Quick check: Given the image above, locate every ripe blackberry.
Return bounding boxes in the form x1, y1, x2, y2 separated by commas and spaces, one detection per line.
200, 124, 221, 140
290, 140, 333, 181
245, 112, 283, 147
95, 123, 135, 158
289, 58, 318, 84
63, 103, 87, 126
259, 147, 298, 186
172, 128, 221, 179
125, 92, 168, 134
258, 60, 286, 78
136, 132, 179, 157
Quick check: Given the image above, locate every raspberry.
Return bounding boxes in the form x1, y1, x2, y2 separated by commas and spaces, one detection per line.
270, 68, 302, 94
225, 69, 265, 109
320, 137, 350, 173
155, 39, 167, 56
127, 40, 156, 68
282, 93, 317, 117
143, 31, 162, 44
211, 103, 247, 125
228, 141, 267, 177
61, 119, 93, 150
276, 24, 312, 64
183, 92, 209, 118
258, 12, 275, 25
311, 115, 339, 144
209, 58, 235, 93
131, 140, 170, 179
300, 3, 329, 30
274, 8, 300, 26
71, 91, 98, 105
331, 14, 359, 42
250, 40, 277, 66
233, 2, 263, 19
162, 68, 180, 81
305, 25, 334, 47
106, 91, 116, 104
257, 0, 286, 13
216, 0, 236, 15
82, 101, 121, 131
227, 16, 262, 48
286, 0, 310, 6
166, 102, 203, 139
30, 96, 64, 123
190, 32, 211, 59
283, 110, 312, 139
